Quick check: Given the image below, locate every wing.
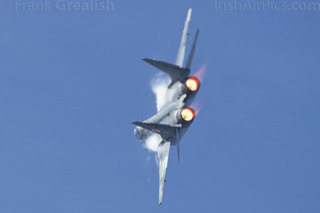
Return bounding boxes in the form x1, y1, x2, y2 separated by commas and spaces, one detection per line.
157, 141, 171, 205
142, 58, 190, 87
132, 121, 180, 142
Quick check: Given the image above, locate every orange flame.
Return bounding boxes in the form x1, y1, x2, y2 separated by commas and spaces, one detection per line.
181, 107, 195, 122
190, 103, 201, 115
194, 64, 208, 81
185, 76, 200, 92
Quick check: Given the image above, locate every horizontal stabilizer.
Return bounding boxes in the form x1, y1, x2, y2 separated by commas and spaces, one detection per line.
132, 121, 180, 142
143, 58, 190, 87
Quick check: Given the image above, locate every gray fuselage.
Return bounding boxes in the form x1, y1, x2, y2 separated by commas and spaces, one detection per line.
134, 79, 198, 145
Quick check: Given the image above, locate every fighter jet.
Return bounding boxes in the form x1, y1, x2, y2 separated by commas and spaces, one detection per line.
132, 8, 201, 205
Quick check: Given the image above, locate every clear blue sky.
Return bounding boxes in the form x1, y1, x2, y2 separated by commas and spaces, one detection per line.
0, 0, 319, 212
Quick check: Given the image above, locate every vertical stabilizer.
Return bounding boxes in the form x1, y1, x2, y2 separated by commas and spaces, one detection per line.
186, 29, 199, 69
175, 8, 192, 68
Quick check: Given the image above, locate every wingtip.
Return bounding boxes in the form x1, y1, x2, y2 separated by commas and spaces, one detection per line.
142, 58, 154, 64
132, 121, 139, 125
143, 58, 154, 61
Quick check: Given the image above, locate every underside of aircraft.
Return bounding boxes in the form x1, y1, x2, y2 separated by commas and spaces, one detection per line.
133, 8, 201, 205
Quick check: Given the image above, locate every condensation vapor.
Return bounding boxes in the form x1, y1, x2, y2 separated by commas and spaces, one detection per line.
151, 73, 170, 112
144, 134, 162, 152
142, 74, 171, 153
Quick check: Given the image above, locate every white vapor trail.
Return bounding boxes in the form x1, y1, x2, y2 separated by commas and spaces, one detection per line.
142, 74, 170, 153
144, 134, 162, 152
151, 74, 170, 112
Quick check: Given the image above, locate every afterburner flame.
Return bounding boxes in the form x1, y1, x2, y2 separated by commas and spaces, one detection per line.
185, 76, 200, 92
190, 102, 201, 115
181, 107, 195, 122
194, 64, 207, 81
